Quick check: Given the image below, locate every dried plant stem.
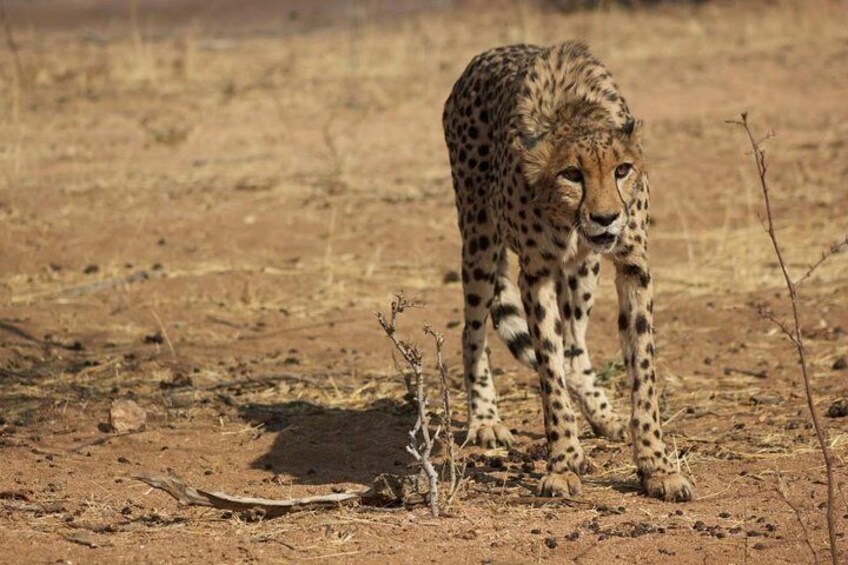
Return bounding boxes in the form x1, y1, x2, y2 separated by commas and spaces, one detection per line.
731, 112, 840, 565
796, 235, 848, 286
376, 293, 440, 517
407, 358, 441, 518
425, 325, 459, 500
151, 309, 177, 357
777, 471, 819, 564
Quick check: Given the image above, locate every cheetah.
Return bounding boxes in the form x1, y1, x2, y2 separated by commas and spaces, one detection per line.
442, 41, 692, 501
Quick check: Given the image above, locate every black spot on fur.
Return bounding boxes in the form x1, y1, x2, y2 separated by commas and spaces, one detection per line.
635, 314, 648, 334
621, 263, 651, 288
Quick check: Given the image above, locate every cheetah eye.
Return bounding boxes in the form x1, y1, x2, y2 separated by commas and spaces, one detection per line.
558, 167, 583, 183
614, 163, 633, 179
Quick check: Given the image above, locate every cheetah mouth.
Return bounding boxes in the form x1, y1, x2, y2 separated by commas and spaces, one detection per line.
584, 231, 618, 250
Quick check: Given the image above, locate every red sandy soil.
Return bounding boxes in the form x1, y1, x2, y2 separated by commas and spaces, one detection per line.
0, 0, 846, 563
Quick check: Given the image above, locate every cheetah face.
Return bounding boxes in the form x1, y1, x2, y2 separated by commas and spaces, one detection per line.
519, 120, 643, 253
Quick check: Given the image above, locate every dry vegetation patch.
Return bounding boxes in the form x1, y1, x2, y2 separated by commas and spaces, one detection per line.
0, 0, 846, 563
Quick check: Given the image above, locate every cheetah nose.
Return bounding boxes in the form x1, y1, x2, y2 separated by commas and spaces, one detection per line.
589, 212, 620, 227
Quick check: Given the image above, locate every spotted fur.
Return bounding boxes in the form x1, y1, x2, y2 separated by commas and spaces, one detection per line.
442, 42, 692, 501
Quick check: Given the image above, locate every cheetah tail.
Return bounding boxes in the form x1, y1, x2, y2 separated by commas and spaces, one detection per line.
491, 272, 537, 370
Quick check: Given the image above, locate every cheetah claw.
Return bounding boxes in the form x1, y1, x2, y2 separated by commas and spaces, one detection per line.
642, 472, 693, 502
537, 471, 582, 497
467, 422, 514, 448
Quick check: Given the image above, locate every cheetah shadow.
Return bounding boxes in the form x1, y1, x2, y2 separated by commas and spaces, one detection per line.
240, 399, 644, 495
241, 399, 419, 486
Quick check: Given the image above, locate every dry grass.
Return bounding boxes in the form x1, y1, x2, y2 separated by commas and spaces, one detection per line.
0, 0, 846, 563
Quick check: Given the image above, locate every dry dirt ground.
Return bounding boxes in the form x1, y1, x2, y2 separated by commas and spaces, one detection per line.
1, 0, 847, 563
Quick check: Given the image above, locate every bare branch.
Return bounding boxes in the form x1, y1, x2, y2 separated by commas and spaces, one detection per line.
776, 471, 819, 564
796, 235, 848, 287
732, 113, 840, 565
752, 302, 799, 348
376, 292, 440, 517
425, 324, 461, 503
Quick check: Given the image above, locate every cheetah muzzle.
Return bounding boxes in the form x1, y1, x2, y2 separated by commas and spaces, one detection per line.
442, 41, 693, 502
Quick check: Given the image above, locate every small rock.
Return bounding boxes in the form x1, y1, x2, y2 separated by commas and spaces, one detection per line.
109, 399, 147, 433
143, 332, 164, 345
82, 264, 99, 274
832, 357, 847, 371
750, 394, 782, 405
159, 372, 192, 389
826, 399, 848, 418
544, 536, 558, 549
240, 508, 266, 522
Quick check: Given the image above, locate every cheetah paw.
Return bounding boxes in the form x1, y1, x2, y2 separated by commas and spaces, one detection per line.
468, 422, 514, 448
537, 471, 582, 497
590, 417, 626, 442
642, 472, 693, 502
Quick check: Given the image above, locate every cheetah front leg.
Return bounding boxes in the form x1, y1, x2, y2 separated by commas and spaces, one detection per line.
613, 255, 693, 502
520, 268, 586, 497
558, 257, 626, 441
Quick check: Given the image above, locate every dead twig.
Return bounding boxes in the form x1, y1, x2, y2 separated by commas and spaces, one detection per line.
376, 292, 441, 517
723, 366, 768, 379
776, 471, 819, 564
133, 472, 362, 517
134, 471, 429, 518
730, 112, 840, 565
151, 309, 177, 357
425, 325, 461, 504
796, 235, 848, 287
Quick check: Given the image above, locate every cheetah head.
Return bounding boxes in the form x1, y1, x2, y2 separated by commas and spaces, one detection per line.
517, 118, 644, 253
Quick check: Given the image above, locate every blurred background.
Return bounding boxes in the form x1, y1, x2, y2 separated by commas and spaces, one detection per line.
0, 1, 846, 562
